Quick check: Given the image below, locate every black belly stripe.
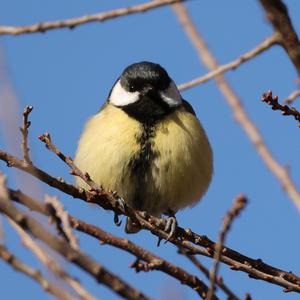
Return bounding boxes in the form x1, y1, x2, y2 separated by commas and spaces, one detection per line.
128, 123, 159, 210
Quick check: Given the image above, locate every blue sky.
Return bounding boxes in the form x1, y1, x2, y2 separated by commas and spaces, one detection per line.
1, 1, 300, 299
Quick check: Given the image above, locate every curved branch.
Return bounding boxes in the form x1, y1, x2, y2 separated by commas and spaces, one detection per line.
259, 0, 300, 76
0, 0, 187, 36
178, 34, 280, 91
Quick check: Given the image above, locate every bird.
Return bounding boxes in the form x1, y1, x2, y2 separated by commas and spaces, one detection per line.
74, 61, 213, 235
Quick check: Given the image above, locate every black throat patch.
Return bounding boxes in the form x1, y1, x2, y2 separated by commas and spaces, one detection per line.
128, 122, 159, 210
121, 93, 175, 124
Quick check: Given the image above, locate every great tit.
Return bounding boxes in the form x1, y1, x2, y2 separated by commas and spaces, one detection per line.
74, 61, 213, 233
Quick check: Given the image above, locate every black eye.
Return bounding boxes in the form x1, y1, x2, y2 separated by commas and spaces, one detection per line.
129, 85, 135, 92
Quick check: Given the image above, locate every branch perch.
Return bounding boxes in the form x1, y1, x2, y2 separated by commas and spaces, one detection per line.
2, 148, 300, 293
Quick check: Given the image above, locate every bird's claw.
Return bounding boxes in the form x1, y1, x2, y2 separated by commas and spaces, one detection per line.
113, 197, 126, 226
157, 215, 177, 246
164, 216, 177, 242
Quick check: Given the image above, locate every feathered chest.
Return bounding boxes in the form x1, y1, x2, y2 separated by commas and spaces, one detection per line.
75, 103, 213, 214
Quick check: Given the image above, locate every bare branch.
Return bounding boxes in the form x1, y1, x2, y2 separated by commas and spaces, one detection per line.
181, 251, 242, 300
45, 194, 79, 250
7, 187, 217, 299
20, 106, 33, 164
70, 217, 215, 299
0, 0, 187, 36
6, 176, 300, 294
259, 0, 300, 76
262, 90, 300, 127
9, 218, 96, 300
172, 2, 300, 213
0, 216, 3, 244
207, 195, 247, 300
0, 244, 75, 300
39, 133, 101, 191
284, 90, 300, 105
178, 34, 280, 91
0, 175, 150, 300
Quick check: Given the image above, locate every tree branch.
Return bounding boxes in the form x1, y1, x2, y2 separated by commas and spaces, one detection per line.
9, 218, 96, 300
259, 0, 300, 76
178, 34, 280, 91
8, 186, 218, 300
284, 90, 300, 105
172, 2, 300, 213
0, 0, 187, 36
0, 174, 150, 300
207, 195, 247, 300
261, 90, 300, 127
183, 253, 242, 300
3, 148, 300, 293
0, 244, 75, 300
20, 106, 33, 164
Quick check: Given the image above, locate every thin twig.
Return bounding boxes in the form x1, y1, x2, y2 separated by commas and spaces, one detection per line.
0, 0, 187, 36
284, 90, 300, 105
9, 218, 96, 300
206, 195, 247, 300
20, 106, 33, 164
178, 33, 280, 91
172, 2, 300, 212
0, 175, 149, 300
0, 244, 75, 300
262, 90, 300, 127
45, 194, 79, 250
0, 216, 4, 244
259, 0, 300, 76
39, 133, 101, 191
183, 252, 241, 300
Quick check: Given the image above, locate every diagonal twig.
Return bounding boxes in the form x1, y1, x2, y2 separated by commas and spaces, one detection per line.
20, 106, 33, 164
0, 244, 75, 300
206, 195, 247, 300
259, 0, 300, 76
262, 90, 300, 127
284, 90, 300, 105
172, 2, 300, 213
0, 0, 187, 36
45, 194, 79, 250
178, 33, 280, 91
9, 218, 96, 300
181, 250, 242, 300
283, 90, 300, 105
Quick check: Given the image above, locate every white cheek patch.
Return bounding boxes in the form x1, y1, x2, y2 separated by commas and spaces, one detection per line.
109, 80, 139, 107
159, 81, 182, 107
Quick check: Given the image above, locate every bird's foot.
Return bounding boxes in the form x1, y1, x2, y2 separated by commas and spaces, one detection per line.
113, 196, 126, 226
164, 216, 177, 242
157, 213, 178, 246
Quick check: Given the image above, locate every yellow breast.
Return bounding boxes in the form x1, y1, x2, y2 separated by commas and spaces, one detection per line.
74, 103, 213, 215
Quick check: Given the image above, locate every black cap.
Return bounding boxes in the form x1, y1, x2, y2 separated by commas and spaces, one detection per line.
120, 61, 171, 92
